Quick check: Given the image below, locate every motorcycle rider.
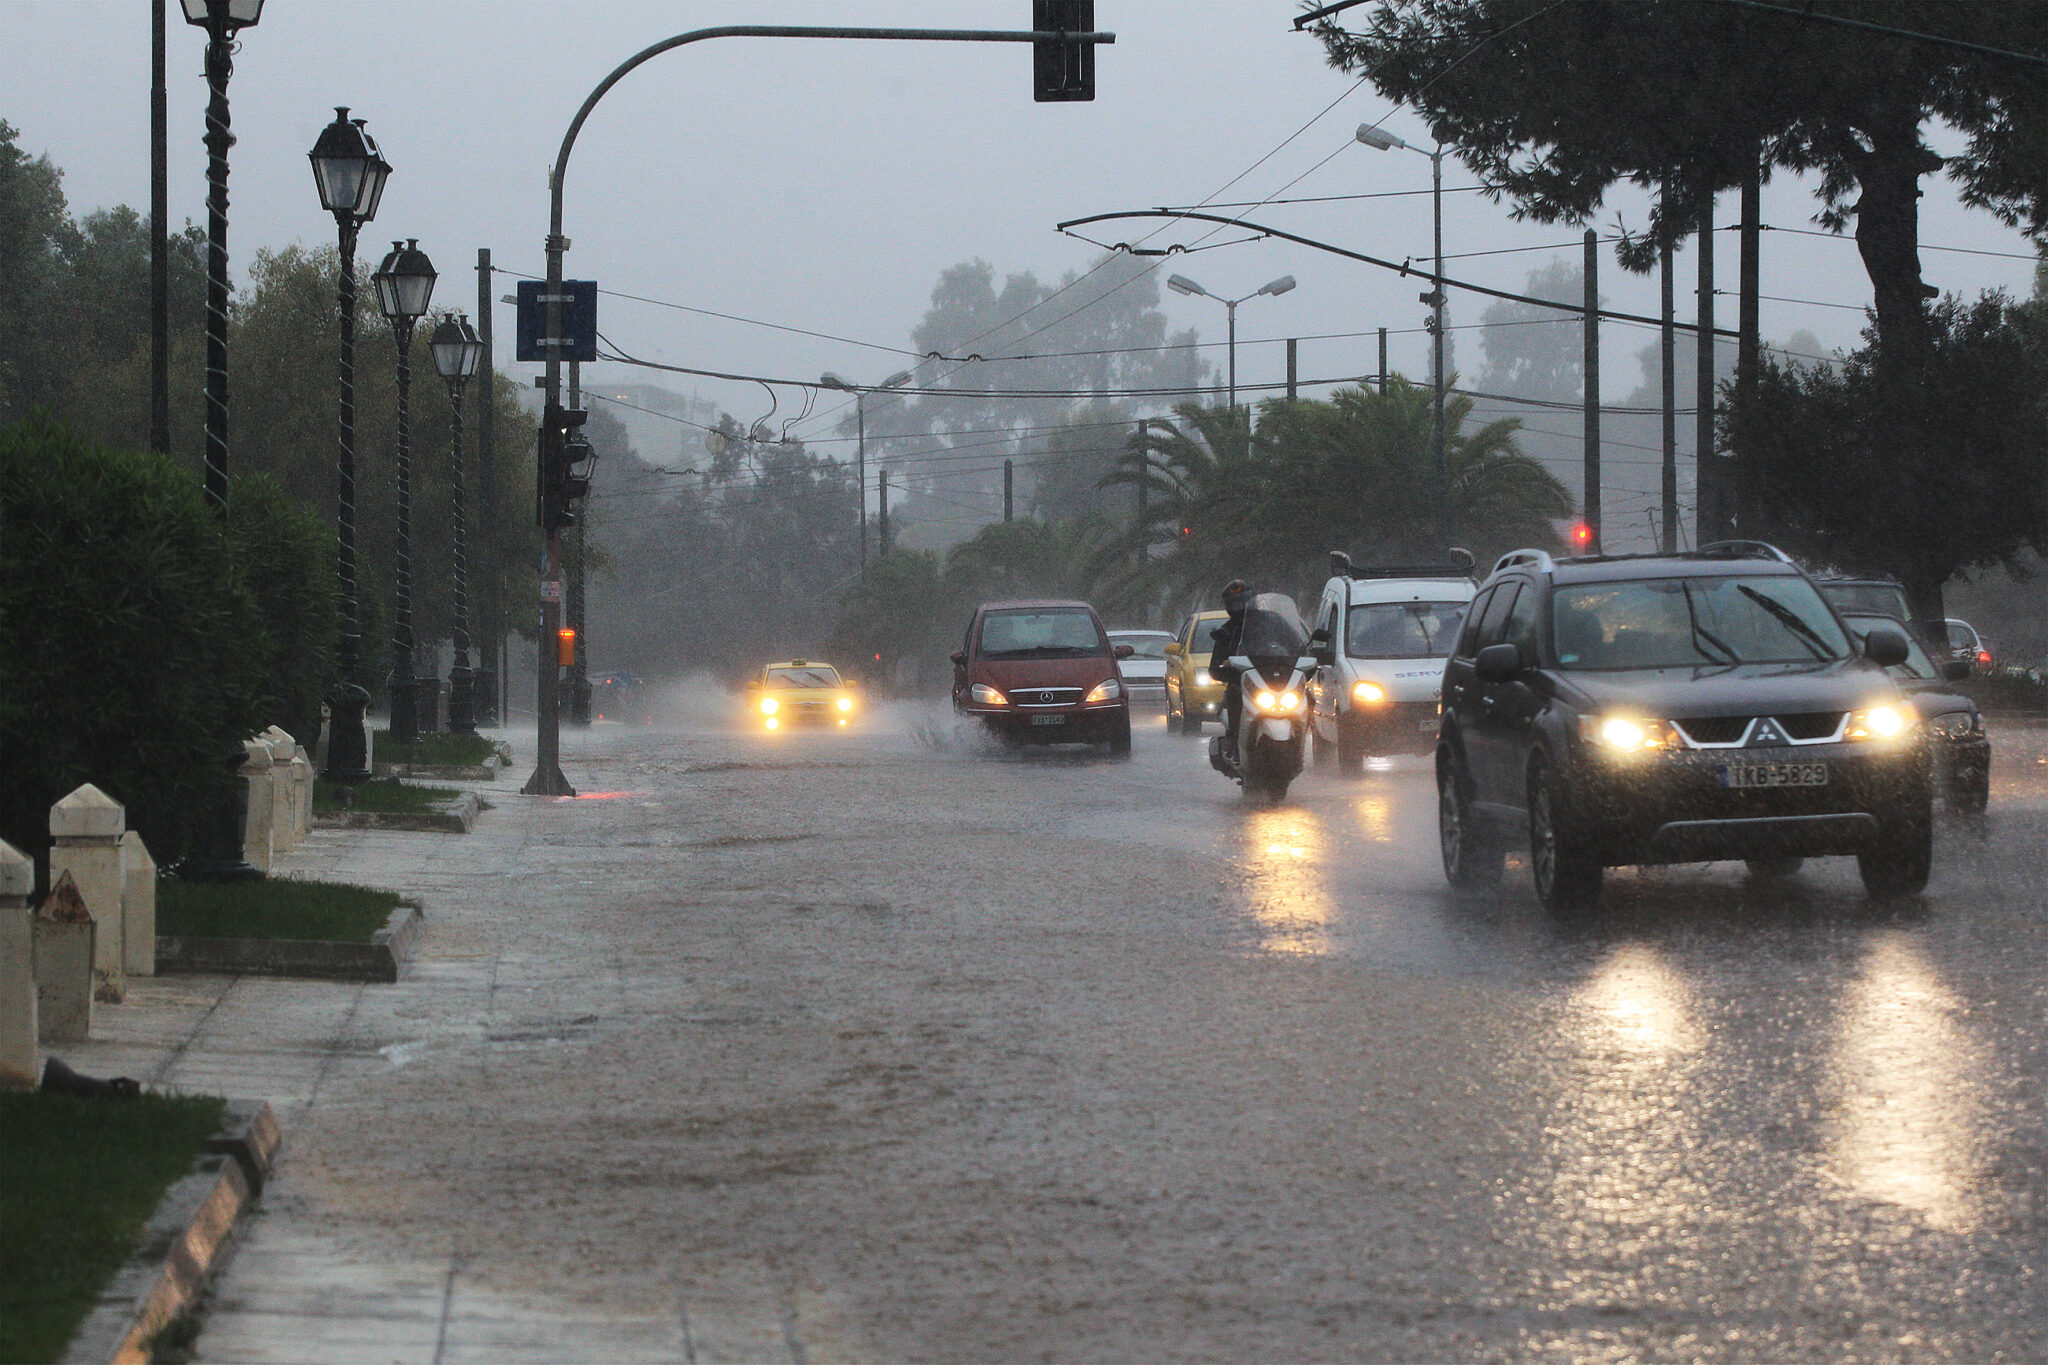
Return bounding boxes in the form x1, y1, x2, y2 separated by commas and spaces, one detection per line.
1209, 579, 1252, 759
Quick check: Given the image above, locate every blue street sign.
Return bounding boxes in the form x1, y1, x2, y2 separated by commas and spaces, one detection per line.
514, 279, 597, 362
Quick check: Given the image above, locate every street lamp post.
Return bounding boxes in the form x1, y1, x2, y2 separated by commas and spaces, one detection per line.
371, 240, 438, 746
180, 0, 262, 513
1356, 123, 1448, 549
431, 315, 485, 736
308, 108, 390, 782
1164, 272, 1296, 409
821, 370, 914, 573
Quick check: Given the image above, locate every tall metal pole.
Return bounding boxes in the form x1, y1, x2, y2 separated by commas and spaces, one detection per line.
1737, 156, 1762, 537
1134, 418, 1148, 564
445, 366, 475, 735
523, 21, 1117, 798
474, 249, 498, 727
326, 215, 372, 779
389, 315, 420, 745
1697, 195, 1721, 544
1377, 327, 1388, 395
856, 393, 867, 573
1285, 338, 1297, 400
878, 469, 892, 556
1430, 146, 1447, 551
1003, 457, 1013, 521
1226, 299, 1238, 409
198, 14, 234, 514
1582, 228, 1600, 551
150, 0, 169, 458
1660, 226, 1678, 554
567, 360, 591, 727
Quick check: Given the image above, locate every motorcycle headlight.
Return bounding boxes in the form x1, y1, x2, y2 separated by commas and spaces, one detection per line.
1352, 681, 1387, 705
1845, 702, 1916, 741
1252, 690, 1304, 714
1085, 678, 1122, 703
970, 683, 1007, 706
760, 696, 778, 715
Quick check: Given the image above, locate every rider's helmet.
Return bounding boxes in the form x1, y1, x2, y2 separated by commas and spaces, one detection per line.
1221, 578, 1252, 615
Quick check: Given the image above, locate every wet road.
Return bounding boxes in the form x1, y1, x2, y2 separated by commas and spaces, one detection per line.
237, 707, 2048, 1362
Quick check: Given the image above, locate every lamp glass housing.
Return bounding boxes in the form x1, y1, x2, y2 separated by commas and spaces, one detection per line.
182, 0, 263, 27
431, 316, 484, 381
309, 109, 390, 221
372, 240, 438, 320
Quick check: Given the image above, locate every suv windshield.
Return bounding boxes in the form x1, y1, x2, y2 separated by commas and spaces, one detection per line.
1347, 601, 1465, 659
1552, 574, 1850, 670
980, 609, 1105, 659
767, 666, 840, 689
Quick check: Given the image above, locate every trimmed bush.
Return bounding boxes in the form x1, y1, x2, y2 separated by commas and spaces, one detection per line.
229, 473, 339, 745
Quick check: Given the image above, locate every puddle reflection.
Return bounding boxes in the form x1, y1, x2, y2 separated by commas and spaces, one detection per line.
1828, 931, 1984, 1232
1241, 807, 1337, 956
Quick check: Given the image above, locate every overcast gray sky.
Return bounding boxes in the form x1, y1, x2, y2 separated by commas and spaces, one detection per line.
6, 0, 2041, 459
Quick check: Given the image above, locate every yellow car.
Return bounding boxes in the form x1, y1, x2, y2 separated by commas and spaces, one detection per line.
748, 660, 857, 730
1164, 610, 1231, 736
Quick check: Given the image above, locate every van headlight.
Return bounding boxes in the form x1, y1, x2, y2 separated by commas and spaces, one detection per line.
1352, 681, 1386, 705
1845, 702, 1915, 741
970, 683, 1007, 706
1085, 678, 1122, 703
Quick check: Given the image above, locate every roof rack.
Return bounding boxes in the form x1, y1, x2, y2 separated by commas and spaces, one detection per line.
1490, 548, 1554, 577
1695, 539, 1796, 565
1329, 547, 1476, 581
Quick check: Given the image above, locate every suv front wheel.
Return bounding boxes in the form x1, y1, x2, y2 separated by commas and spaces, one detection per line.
1529, 762, 1602, 915
1858, 808, 1932, 898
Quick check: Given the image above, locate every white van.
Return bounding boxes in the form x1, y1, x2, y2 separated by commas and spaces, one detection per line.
1308, 550, 1477, 770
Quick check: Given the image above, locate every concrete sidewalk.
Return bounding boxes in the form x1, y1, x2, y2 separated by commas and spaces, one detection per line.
64, 728, 812, 1364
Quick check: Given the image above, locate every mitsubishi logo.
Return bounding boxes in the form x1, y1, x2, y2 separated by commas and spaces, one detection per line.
1748, 717, 1790, 747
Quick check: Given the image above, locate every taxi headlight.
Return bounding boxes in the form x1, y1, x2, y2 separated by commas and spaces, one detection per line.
1352, 681, 1387, 705
1194, 669, 1214, 686
1580, 714, 1672, 751
970, 683, 1007, 706
837, 696, 854, 712
1085, 678, 1122, 703
760, 696, 778, 715
765, 717, 779, 730
1846, 702, 1915, 741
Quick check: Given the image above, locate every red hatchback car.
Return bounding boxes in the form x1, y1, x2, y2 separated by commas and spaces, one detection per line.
952, 600, 1133, 754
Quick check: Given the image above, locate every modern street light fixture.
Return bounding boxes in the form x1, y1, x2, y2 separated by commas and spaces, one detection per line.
181, 0, 263, 514
308, 107, 390, 782
371, 239, 438, 746
820, 369, 914, 574
431, 314, 485, 736
1357, 122, 1449, 549
1165, 272, 1296, 410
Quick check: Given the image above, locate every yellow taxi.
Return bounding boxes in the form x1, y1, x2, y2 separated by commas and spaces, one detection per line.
747, 660, 858, 730
1164, 610, 1231, 736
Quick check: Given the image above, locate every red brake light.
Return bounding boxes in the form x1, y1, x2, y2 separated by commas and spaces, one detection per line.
1570, 522, 1594, 550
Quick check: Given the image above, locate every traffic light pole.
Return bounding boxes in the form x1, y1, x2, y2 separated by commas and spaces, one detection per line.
522, 21, 1114, 798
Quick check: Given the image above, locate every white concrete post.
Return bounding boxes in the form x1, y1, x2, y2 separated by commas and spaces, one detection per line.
291, 746, 313, 841
0, 840, 37, 1088
34, 870, 94, 1042
49, 783, 126, 1004
241, 738, 275, 874
263, 727, 296, 853
121, 830, 156, 978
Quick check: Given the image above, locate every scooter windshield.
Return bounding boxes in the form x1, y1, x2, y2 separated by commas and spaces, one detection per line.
1239, 593, 1310, 659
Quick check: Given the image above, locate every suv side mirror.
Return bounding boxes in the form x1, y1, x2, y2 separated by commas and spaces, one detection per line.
1113, 643, 1134, 660
1942, 658, 1972, 682
1863, 626, 1909, 669
1475, 642, 1523, 683
949, 650, 966, 667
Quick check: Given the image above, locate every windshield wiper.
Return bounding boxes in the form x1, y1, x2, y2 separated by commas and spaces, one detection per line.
1679, 582, 1740, 663
1737, 584, 1834, 659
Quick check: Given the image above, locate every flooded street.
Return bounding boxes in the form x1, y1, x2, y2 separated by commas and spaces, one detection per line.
200, 709, 2048, 1363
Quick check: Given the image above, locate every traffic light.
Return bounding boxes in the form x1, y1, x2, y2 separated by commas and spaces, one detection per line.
538, 403, 593, 532
1570, 522, 1595, 552
1033, 0, 1094, 102
557, 628, 577, 668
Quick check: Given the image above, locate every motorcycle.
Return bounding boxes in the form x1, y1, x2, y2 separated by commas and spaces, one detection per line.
1208, 593, 1327, 804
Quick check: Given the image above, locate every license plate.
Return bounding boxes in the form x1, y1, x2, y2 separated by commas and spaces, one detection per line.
1717, 761, 1828, 789
1031, 713, 1066, 726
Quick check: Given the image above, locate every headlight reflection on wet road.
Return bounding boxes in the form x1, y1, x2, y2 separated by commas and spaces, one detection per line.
1829, 931, 1985, 1233
1240, 807, 1336, 956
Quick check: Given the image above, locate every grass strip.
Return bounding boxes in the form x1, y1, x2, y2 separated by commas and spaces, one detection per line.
0, 1090, 226, 1365
159, 877, 402, 943
313, 776, 459, 815
371, 729, 506, 767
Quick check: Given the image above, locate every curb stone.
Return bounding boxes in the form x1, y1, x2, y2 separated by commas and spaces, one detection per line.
372, 757, 498, 781
314, 789, 480, 833
156, 903, 422, 983
59, 1102, 278, 1365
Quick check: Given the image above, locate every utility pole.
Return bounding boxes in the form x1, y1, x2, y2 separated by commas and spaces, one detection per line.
1134, 418, 1148, 564
1660, 224, 1678, 554
566, 360, 590, 727
878, 469, 891, 556
150, 0, 168, 457
1697, 195, 1723, 544
1737, 156, 1762, 537
1286, 339, 1298, 400
1003, 457, 1013, 521
1582, 229, 1600, 552
474, 249, 498, 727
1377, 327, 1388, 394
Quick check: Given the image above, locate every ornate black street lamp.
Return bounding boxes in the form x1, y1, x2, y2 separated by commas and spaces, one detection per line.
371, 239, 437, 745
431, 314, 485, 736
180, 0, 262, 515
308, 108, 389, 781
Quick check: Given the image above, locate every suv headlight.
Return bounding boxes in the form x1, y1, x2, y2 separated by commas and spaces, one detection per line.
970, 683, 1007, 706
1085, 678, 1122, 703
1926, 710, 1979, 738
1579, 714, 1675, 751
1253, 689, 1304, 714
1845, 702, 1916, 741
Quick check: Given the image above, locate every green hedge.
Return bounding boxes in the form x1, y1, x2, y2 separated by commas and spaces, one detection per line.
0, 416, 336, 866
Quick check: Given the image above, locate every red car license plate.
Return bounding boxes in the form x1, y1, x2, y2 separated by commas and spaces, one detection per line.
1032, 713, 1066, 726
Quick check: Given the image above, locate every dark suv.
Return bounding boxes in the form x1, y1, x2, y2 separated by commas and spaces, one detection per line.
1436, 544, 1932, 912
